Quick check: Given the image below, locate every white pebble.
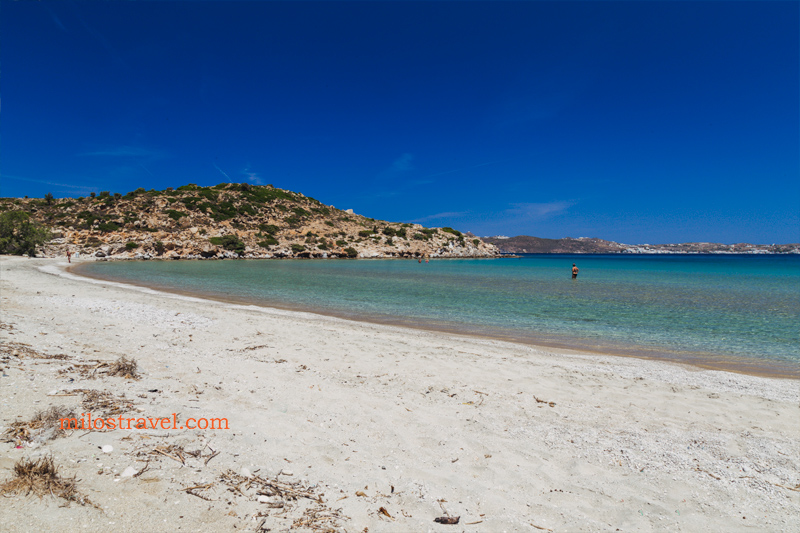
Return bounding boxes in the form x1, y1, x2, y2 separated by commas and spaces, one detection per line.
121, 466, 137, 478
240, 467, 251, 477
102, 445, 113, 454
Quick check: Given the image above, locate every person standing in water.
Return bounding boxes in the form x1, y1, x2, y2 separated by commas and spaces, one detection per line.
572, 263, 579, 279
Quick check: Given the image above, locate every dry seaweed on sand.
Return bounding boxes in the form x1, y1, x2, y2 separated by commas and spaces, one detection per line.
220, 470, 323, 503
0, 341, 70, 361
291, 504, 350, 532
80, 389, 135, 416
106, 356, 140, 379
3, 406, 77, 444
219, 470, 349, 531
0, 456, 94, 507
63, 356, 140, 380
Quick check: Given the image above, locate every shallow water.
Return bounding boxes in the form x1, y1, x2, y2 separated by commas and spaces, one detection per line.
78, 254, 800, 376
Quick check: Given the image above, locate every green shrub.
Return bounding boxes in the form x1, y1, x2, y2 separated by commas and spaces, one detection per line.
99, 191, 110, 199
258, 224, 279, 235
177, 184, 198, 191
90, 192, 96, 198
97, 221, 120, 232
291, 244, 305, 253
154, 241, 165, 254
166, 210, 187, 221
343, 247, 358, 258
473, 239, 480, 246
335, 240, 347, 246
0, 211, 51, 257
113, 192, 122, 200
125, 242, 139, 250
198, 189, 218, 201
441, 227, 462, 237
381, 227, 396, 237
209, 235, 244, 253
385, 238, 394, 246
358, 230, 374, 238
317, 242, 329, 250
324, 221, 335, 227
412, 233, 429, 241
44, 192, 54, 205
283, 216, 300, 227
257, 236, 278, 247
395, 228, 407, 238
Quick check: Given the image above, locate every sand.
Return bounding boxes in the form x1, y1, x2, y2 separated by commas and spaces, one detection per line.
0, 255, 798, 532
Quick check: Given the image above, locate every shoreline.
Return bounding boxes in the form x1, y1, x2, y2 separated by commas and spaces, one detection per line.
1, 256, 798, 532
70, 259, 799, 380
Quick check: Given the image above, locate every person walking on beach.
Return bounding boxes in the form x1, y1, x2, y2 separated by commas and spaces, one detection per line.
572, 263, 579, 279
66, 250, 72, 263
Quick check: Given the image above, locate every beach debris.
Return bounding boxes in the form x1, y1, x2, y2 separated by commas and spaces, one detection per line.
378, 506, 393, 518
531, 523, 553, 531
220, 469, 323, 503
53, 388, 135, 417
534, 396, 556, 407
60, 356, 140, 380
356, 490, 367, 497
3, 405, 77, 444
0, 456, 93, 507
292, 504, 350, 532
106, 356, 140, 379
434, 516, 459, 524
183, 482, 216, 500
0, 340, 69, 361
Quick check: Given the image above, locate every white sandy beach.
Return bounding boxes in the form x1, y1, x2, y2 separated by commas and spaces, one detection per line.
0, 255, 798, 532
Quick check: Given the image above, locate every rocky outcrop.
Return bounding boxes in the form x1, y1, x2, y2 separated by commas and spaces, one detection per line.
1, 184, 501, 260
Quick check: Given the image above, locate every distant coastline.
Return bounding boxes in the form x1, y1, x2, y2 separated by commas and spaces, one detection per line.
483, 235, 800, 255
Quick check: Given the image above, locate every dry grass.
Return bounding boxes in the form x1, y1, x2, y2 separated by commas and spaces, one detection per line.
0, 456, 93, 506
3, 406, 77, 444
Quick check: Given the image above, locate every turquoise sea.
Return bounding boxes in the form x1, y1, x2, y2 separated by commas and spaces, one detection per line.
77, 255, 800, 377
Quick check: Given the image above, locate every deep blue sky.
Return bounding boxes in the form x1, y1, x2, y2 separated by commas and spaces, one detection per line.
2, 1, 797, 243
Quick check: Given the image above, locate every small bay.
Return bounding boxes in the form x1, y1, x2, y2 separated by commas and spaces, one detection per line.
77, 254, 800, 377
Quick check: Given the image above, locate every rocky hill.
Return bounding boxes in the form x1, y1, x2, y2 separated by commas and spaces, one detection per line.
0, 183, 500, 260
483, 235, 800, 255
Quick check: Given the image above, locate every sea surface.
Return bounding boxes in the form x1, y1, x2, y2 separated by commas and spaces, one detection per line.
77, 255, 800, 377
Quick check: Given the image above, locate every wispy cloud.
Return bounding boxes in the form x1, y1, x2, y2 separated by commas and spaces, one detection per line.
504, 201, 576, 220
214, 164, 232, 181
391, 153, 414, 172
243, 167, 264, 185
376, 153, 415, 182
79, 146, 163, 158
410, 211, 470, 224
422, 158, 509, 180
2, 174, 96, 195
45, 5, 67, 32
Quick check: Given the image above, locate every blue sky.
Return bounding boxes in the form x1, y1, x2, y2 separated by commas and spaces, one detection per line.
1, 1, 797, 244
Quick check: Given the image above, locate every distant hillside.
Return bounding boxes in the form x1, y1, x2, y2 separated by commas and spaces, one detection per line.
483, 235, 800, 255
0, 183, 499, 260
